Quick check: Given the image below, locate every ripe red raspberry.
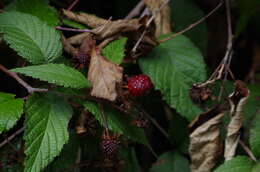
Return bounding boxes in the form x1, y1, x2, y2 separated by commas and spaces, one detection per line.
127, 74, 153, 97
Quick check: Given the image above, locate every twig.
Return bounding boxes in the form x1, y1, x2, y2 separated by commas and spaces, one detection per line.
67, 0, 80, 11
125, 0, 145, 19
0, 127, 25, 149
218, 0, 234, 101
160, 0, 223, 43
0, 64, 48, 94
239, 140, 257, 162
131, 0, 171, 53
56, 26, 92, 33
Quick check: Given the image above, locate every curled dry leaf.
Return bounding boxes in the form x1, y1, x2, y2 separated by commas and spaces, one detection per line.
189, 105, 227, 172
224, 80, 250, 161
88, 47, 123, 101
62, 9, 108, 28
144, 0, 172, 37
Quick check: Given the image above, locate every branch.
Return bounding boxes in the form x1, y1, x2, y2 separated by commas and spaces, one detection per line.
56, 26, 92, 33
125, 0, 145, 19
239, 140, 257, 162
0, 64, 48, 94
0, 127, 25, 149
67, 0, 80, 11
160, 0, 223, 43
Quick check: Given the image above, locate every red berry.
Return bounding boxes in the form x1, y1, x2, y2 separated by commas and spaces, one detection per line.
127, 74, 153, 96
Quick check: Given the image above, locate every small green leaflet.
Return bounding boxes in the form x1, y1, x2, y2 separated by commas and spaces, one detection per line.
250, 111, 260, 158
102, 37, 128, 64
7, 0, 59, 26
150, 151, 190, 172
83, 100, 148, 145
12, 64, 91, 89
0, 11, 62, 64
0, 92, 24, 134
24, 93, 73, 172
139, 34, 206, 121
214, 156, 254, 172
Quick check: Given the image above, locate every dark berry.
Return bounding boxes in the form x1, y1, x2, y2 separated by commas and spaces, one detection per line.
101, 132, 120, 157
127, 74, 153, 97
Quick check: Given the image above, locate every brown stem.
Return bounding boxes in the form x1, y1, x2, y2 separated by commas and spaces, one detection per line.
56, 26, 92, 33
125, 0, 145, 19
67, 0, 80, 11
0, 127, 25, 149
0, 64, 48, 94
239, 140, 257, 162
160, 1, 223, 43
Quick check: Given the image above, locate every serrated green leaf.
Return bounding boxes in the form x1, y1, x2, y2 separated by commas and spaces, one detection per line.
45, 133, 80, 172
8, 0, 59, 26
0, 11, 62, 64
102, 37, 127, 64
139, 35, 206, 121
120, 147, 141, 172
83, 100, 148, 145
12, 64, 90, 89
214, 156, 254, 172
24, 93, 73, 172
150, 151, 190, 172
250, 111, 260, 158
0, 92, 24, 133
170, 0, 207, 54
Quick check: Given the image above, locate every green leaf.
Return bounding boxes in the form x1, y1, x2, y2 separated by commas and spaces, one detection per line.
214, 156, 254, 172
0, 11, 62, 64
12, 64, 90, 89
83, 100, 148, 145
8, 0, 59, 26
24, 93, 73, 172
139, 35, 206, 121
170, 0, 207, 54
150, 151, 190, 172
45, 133, 80, 172
250, 111, 260, 158
252, 162, 260, 172
244, 85, 260, 127
102, 37, 128, 64
236, 0, 260, 36
120, 147, 141, 172
0, 92, 24, 133
62, 18, 88, 29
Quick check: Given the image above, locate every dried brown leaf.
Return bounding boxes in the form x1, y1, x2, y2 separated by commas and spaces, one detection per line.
61, 34, 78, 56
92, 18, 142, 39
68, 32, 91, 45
224, 80, 250, 161
62, 9, 107, 28
189, 105, 226, 172
144, 0, 172, 37
88, 47, 123, 101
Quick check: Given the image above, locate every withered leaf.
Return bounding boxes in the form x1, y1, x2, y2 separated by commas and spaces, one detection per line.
144, 0, 172, 37
62, 9, 107, 28
88, 47, 123, 101
224, 80, 250, 161
189, 105, 226, 172
91, 18, 142, 39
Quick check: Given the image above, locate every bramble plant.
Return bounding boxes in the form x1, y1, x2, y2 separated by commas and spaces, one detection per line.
0, 0, 260, 172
